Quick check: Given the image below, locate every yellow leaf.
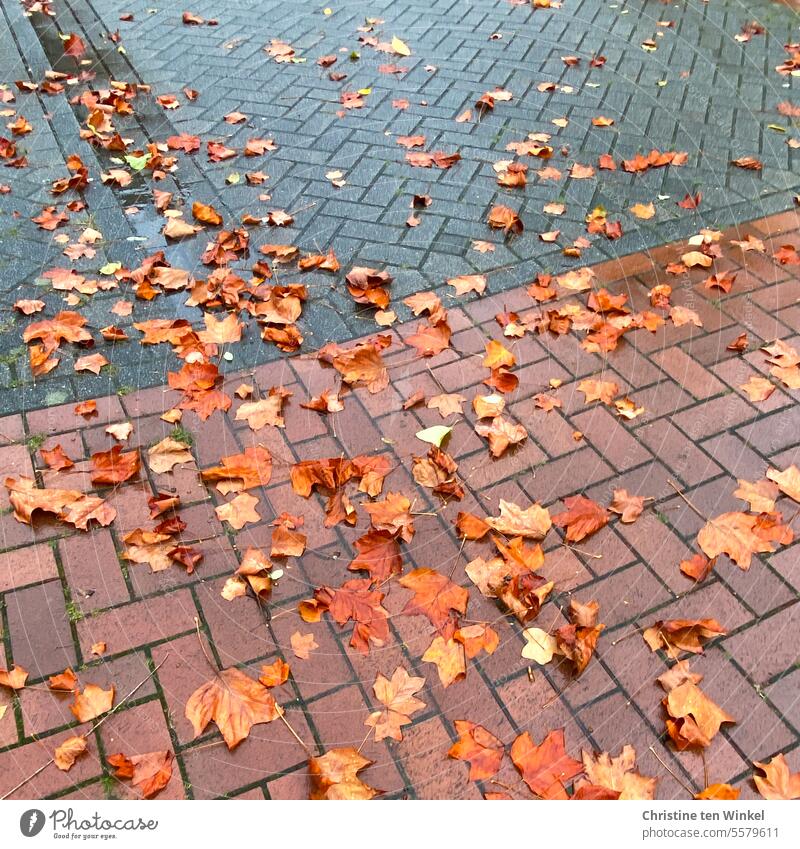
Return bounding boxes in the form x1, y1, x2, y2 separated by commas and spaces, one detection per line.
391, 36, 411, 57
522, 628, 557, 663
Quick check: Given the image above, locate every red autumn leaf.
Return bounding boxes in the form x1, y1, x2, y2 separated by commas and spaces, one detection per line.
553, 495, 609, 542
107, 751, 174, 798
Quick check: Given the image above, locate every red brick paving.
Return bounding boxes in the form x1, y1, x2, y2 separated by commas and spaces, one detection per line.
1, 211, 799, 800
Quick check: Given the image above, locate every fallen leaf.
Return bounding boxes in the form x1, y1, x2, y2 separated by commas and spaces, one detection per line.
259, 659, 291, 688
663, 681, 735, 749
291, 631, 318, 660
421, 636, 466, 687
185, 667, 281, 749
609, 489, 646, 523
522, 627, 557, 664
215, 493, 261, 529
577, 745, 657, 799
54, 736, 88, 772
753, 753, 800, 800
91, 446, 141, 486
365, 667, 425, 741
449, 720, 505, 781
107, 751, 174, 798
553, 495, 609, 542
309, 749, 380, 800
5, 477, 116, 530
0, 665, 28, 690
697, 511, 779, 570
487, 499, 552, 539
71, 683, 114, 722
399, 568, 468, 633
147, 437, 193, 473
766, 465, 800, 502
40, 444, 75, 471
511, 729, 583, 799
643, 618, 726, 657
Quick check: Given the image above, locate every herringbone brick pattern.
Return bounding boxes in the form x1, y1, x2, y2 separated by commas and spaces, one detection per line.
2, 0, 800, 410
0, 209, 798, 799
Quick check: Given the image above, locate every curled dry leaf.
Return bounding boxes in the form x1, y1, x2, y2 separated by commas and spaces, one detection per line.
259, 659, 290, 688
642, 618, 726, 657
5, 476, 116, 530
576, 745, 657, 800
201, 445, 272, 493
309, 748, 380, 800
40, 444, 74, 471
271, 514, 306, 558
107, 751, 174, 798
49, 667, 78, 691
555, 604, 604, 676
663, 681, 735, 750
680, 553, 714, 582
54, 736, 88, 772
487, 204, 523, 235
475, 416, 527, 457
147, 437, 193, 473
363, 492, 415, 542
455, 511, 490, 540
122, 528, 175, 572
766, 464, 800, 502
753, 753, 800, 800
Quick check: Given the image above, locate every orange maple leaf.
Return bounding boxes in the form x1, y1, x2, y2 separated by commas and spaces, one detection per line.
399, 567, 469, 633
107, 751, 174, 798
201, 445, 272, 493
309, 749, 380, 800
90, 446, 141, 486
753, 754, 800, 800
185, 667, 282, 749
308, 579, 390, 655
449, 720, 505, 781
70, 683, 115, 723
